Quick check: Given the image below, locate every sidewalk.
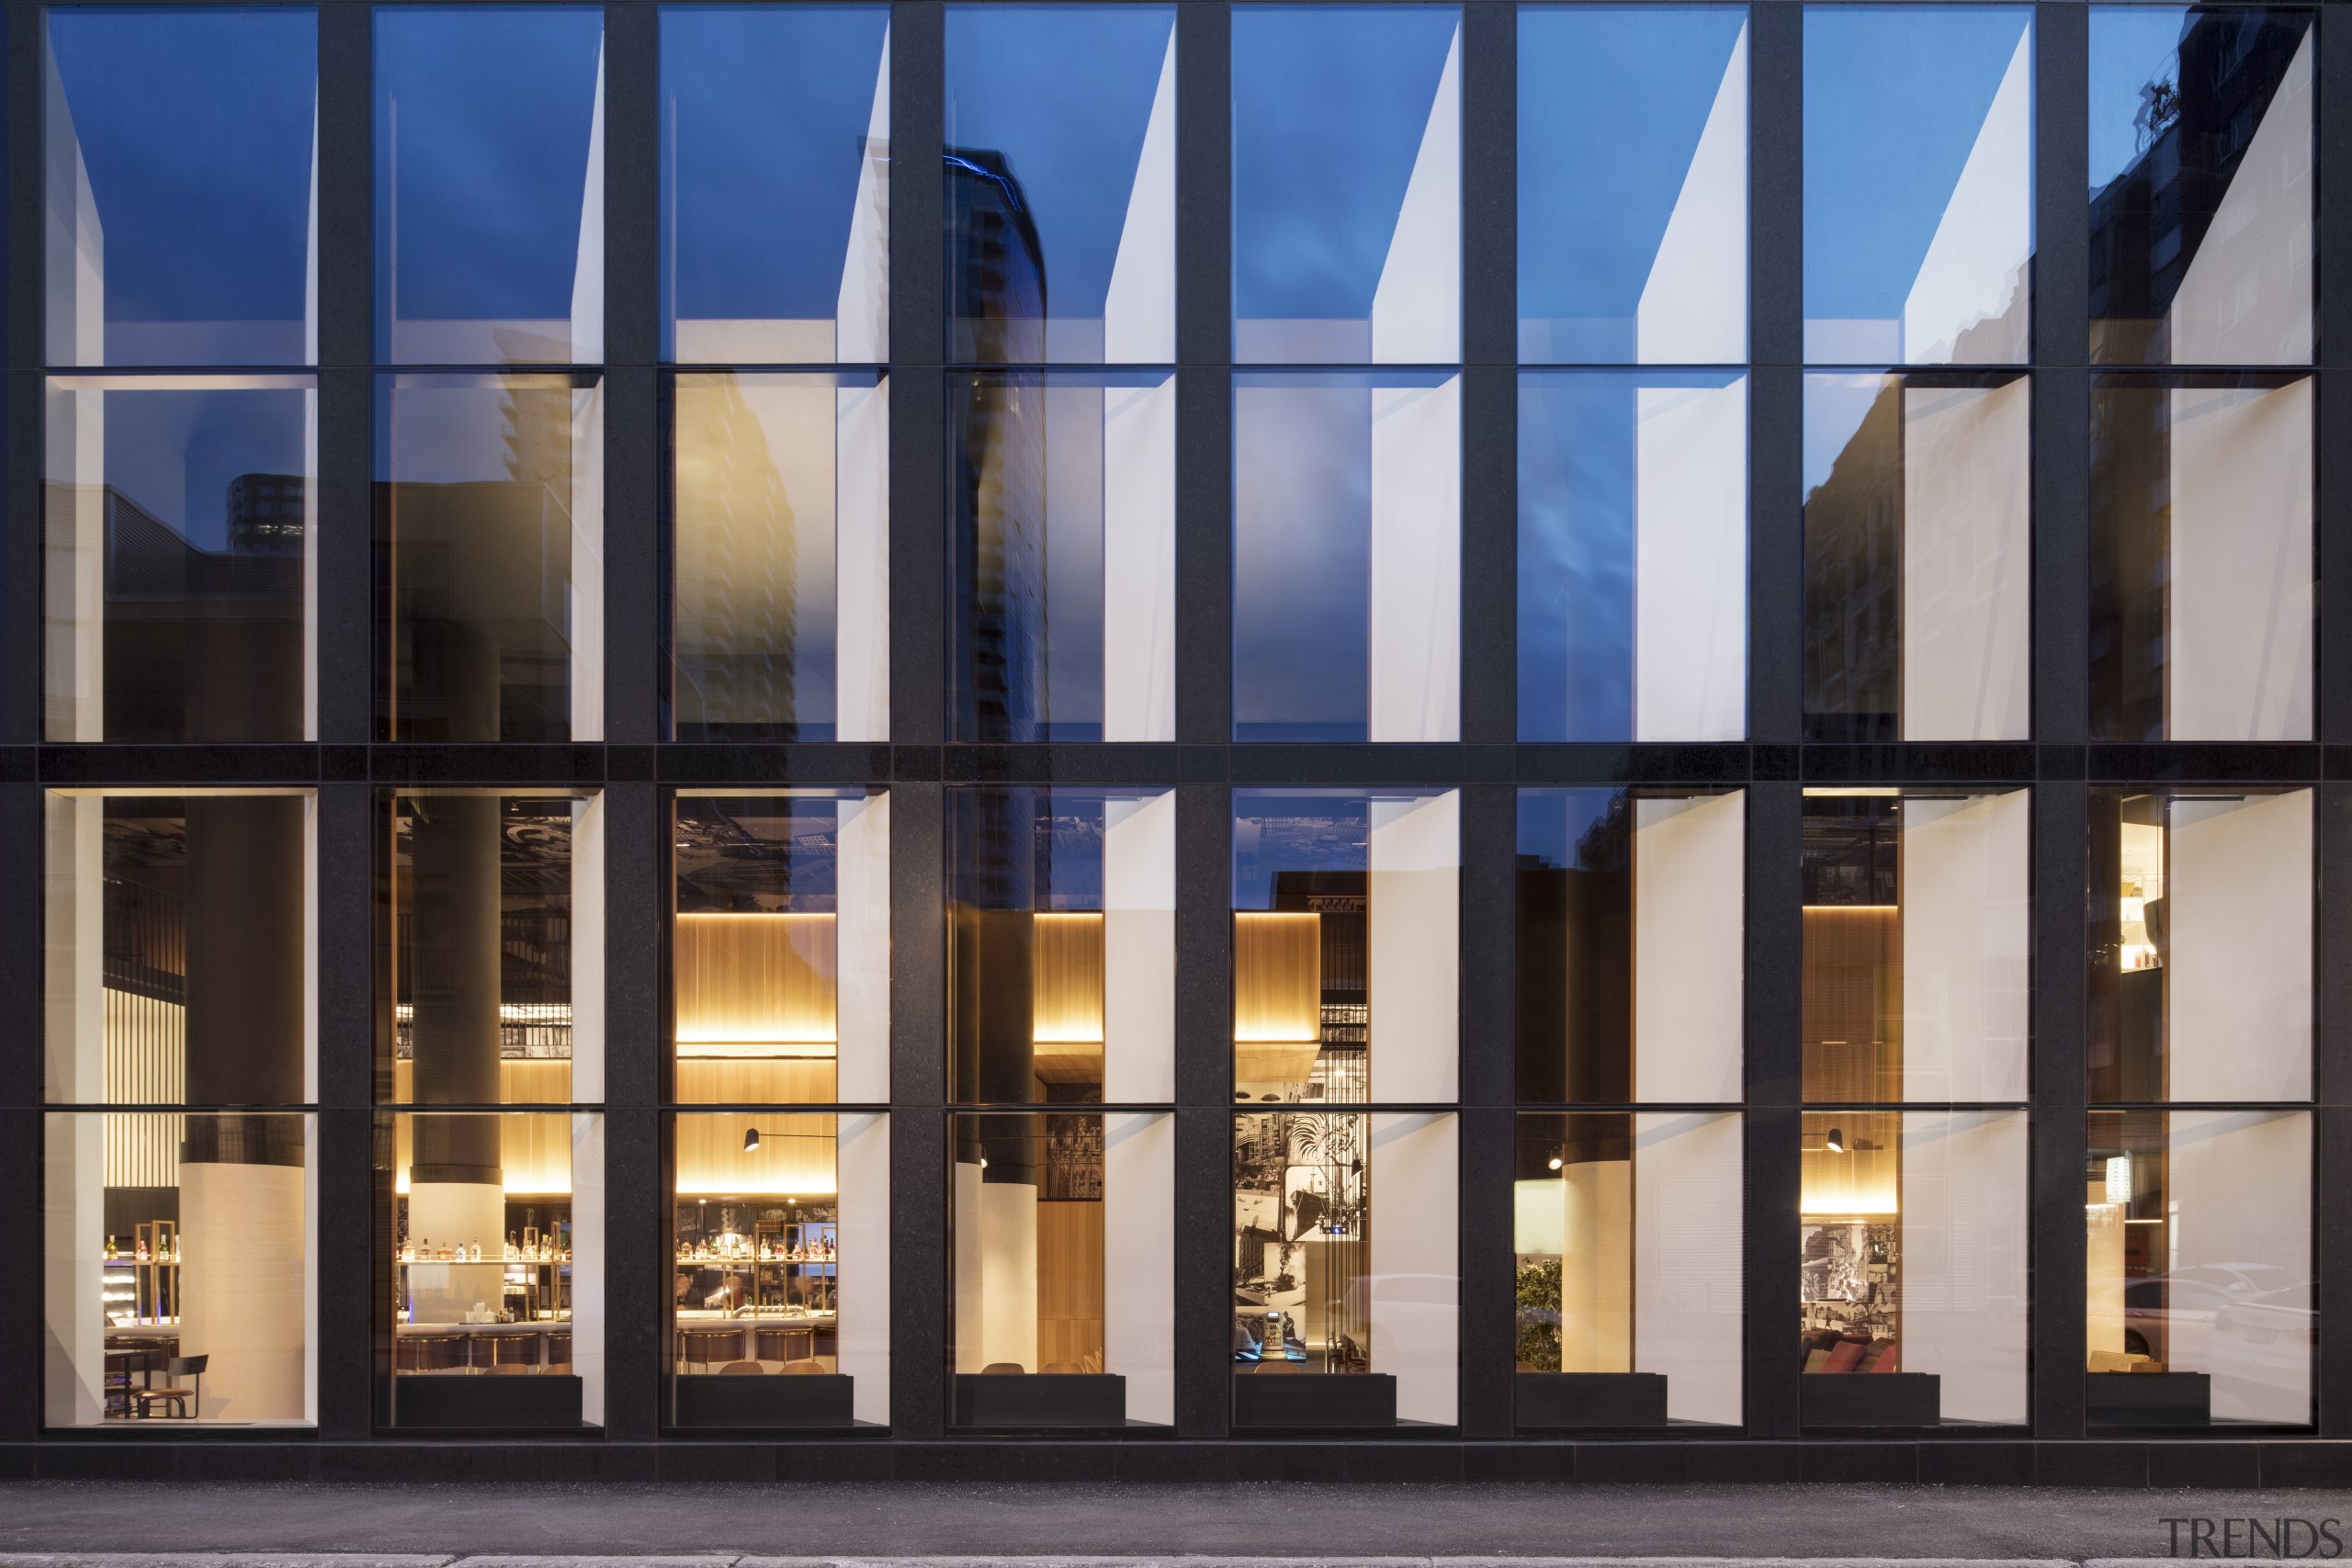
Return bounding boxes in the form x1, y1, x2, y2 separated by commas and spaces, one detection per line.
0, 1483, 2344, 1561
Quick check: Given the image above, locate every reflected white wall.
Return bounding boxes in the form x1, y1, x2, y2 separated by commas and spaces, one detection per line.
1901, 380, 2030, 740
1369, 25, 1461, 365
1634, 378, 1747, 740
2168, 790, 2311, 1102
1901, 26, 2031, 365
1900, 791, 2030, 1102
1900, 1111, 2029, 1425
1634, 1111, 1741, 1425
1104, 792, 1176, 1104
1635, 25, 1747, 366
1634, 793, 1743, 1103
836, 792, 891, 1104
2169, 28, 2312, 366
1104, 1111, 1174, 1424
1368, 791, 1460, 1103
2170, 1111, 2311, 1425
1370, 1111, 1457, 1425
836, 1111, 891, 1423
2168, 379, 2312, 741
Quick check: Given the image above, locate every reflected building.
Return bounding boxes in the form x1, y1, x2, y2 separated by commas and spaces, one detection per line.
100, 474, 308, 742
2088, 10, 2310, 362
1800, 385, 1903, 742
947, 149, 1054, 742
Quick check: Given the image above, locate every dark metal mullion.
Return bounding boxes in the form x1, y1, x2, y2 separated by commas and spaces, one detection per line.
4, 4, 42, 744
1744, 781, 1803, 1438
2317, 7, 2352, 743
2030, 782, 2088, 1438
2317, 784, 2352, 1433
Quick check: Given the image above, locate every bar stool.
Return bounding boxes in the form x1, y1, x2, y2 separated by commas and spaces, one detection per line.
487, 1334, 541, 1373
401, 1334, 469, 1373
677, 1327, 738, 1371
755, 1326, 813, 1364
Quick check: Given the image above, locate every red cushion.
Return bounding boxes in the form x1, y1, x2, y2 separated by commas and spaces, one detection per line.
1871, 1341, 1900, 1372
1819, 1337, 1868, 1374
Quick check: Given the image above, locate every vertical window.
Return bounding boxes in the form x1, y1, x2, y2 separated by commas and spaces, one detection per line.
672, 791, 891, 1108
1232, 6, 1460, 365
1803, 373, 2032, 742
2089, 374, 2312, 742
2089, 8, 2313, 367
1231, 790, 1458, 1428
1799, 1111, 2030, 1428
671, 1111, 889, 1428
950, 1110, 1172, 1427
1797, 789, 2031, 1429
2086, 1111, 2312, 1428
945, 6, 1176, 365
1802, 789, 2031, 1105
1518, 373, 1747, 741
948, 372, 1176, 741
1514, 1112, 1741, 1429
374, 6, 605, 366
378, 790, 605, 1428
377, 373, 605, 742
43, 7, 319, 367
661, 5, 890, 366
664, 372, 889, 742
1804, 7, 2034, 366
1517, 6, 1747, 365
44, 376, 317, 743
1515, 788, 1746, 1107
1233, 373, 1460, 743
945, 788, 1175, 1427
2088, 788, 2311, 1105
43, 790, 317, 1427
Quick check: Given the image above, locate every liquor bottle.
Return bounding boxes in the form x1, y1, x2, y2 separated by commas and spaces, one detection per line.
469, 1239, 481, 1262
105, 1235, 117, 1261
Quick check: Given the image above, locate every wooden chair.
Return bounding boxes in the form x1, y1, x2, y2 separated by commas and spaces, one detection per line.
981, 1361, 1025, 1374
781, 1359, 830, 1374
132, 1355, 207, 1418
718, 1359, 764, 1375
755, 1326, 814, 1364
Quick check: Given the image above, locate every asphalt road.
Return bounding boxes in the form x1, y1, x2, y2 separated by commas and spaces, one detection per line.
0, 1482, 2342, 1560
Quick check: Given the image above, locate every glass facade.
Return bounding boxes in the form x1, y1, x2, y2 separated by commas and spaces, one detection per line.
21, 0, 2350, 1463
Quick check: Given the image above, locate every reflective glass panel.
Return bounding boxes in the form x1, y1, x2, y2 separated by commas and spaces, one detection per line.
1804, 7, 2034, 365
1518, 371, 1746, 741
950, 1110, 1172, 1424
1800, 789, 2030, 1103
377, 373, 605, 743
1517, 6, 1747, 365
374, 6, 605, 366
2087, 787, 2312, 1103
44, 375, 315, 742
1514, 1111, 1740, 1429
946, 6, 1176, 365
1514, 788, 1746, 1105
2089, 8, 2313, 366
661, 6, 890, 365
1232, 789, 1459, 1105
44, 7, 318, 367
45, 1111, 313, 1427
665, 371, 888, 742
672, 1111, 889, 1427
947, 788, 1176, 1106
389, 1111, 601, 1427
2087, 1111, 2312, 1428
1232, 1109, 1457, 1425
45, 790, 316, 1106
950, 371, 1175, 741
1803, 371, 2031, 742
376, 791, 604, 1109
1800, 1111, 2029, 1428
1232, 6, 1461, 364
1233, 372, 1460, 743
2089, 373, 2312, 742
671, 791, 891, 1107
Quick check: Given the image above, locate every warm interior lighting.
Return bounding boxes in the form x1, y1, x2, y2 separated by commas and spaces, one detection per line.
1800, 1112, 1899, 1214
1032, 912, 1106, 1084
673, 911, 837, 1048
2105, 1153, 2132, 1204
675, 1113, 833, 1195
392, 1111, 572, 1196
1234, 910, 1322, 1085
